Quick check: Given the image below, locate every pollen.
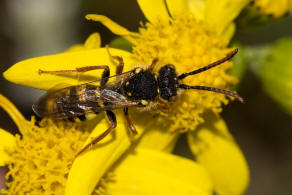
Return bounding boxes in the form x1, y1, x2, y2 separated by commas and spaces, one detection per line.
1, 118, 89, 195
141, 100, 148, 105
135, 68, 143, 74
130, 14, 237, 132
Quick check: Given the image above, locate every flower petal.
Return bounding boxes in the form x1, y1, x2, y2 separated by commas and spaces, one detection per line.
84, 32, 101, 49
66, 112, 130, 195
253, 0, 291, 17
222, 23, 236, 43
0, 94, 28, 132
0, 129, 16, 166
134, 111, 179, 152
104, 149, 213, 195
66, 110, 159, 195
137, 0, 170, 23
4, 48, 134, 90
188, 0, 206, 20
165, 0, 189, 16
85, 14, 137, 38
205, 0, 250, 35
187, 115, 249, 195
66, 32, 101, 52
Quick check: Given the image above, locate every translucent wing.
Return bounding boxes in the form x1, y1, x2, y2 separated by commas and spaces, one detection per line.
32, 70, 139, 119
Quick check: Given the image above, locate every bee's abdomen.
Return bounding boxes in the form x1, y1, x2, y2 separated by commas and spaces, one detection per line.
33, 85, 101, 119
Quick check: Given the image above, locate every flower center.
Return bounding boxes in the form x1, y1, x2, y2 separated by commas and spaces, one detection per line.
2, 118, 89, 194
130, 14, 237, 132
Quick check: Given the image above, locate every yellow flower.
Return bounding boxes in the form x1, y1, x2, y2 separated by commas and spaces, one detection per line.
251, 0, 292, 17
0, 94, 89, 194
3, 0, 250, 194
0, 94, 211, 195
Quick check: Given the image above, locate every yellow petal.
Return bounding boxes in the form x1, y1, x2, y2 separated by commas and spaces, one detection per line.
0, 94, 28, 132
66, 44, 85, 53
104, 149, 213, 195
205, 0, 250, 35
66, 32, 101, 52
85, 14, 137, 38
222, 23, 236, 43
188, 0, 206, 20
84, 32, 101, 49
4, 48, 134, 90
66, 110, 159, 195
0, 129, 16, 166
187, 115, 249, 195
289, 0, 292, 10
134, 112, 179, 153
165, 0, 189, 16
137, 0, 170, 23
254, 0, 290, 17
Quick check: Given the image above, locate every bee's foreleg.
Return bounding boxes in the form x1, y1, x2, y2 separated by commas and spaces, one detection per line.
123, 107, 137, 141
106, 45, 124, 75
148, 58, 159, 72
74, 110, 117, 158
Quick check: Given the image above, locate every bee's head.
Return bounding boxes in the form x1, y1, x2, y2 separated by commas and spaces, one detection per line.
157, 64, 179, 102
157, 48, 244, 103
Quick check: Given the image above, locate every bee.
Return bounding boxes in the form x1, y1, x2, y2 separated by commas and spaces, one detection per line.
32, 47, 243, 156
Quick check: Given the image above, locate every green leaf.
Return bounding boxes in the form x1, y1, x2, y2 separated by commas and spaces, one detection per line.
260, 37, 292, 116
109, 37, 132, 52
229, 42, 248, 82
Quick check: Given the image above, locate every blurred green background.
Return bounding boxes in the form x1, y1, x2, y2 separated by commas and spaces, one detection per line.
0, 1, 292, 194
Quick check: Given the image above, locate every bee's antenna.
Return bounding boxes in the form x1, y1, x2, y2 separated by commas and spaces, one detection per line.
179, 84, 244, 103
178, 48, 238, 80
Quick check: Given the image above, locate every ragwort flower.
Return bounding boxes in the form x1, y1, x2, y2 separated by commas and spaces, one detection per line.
0, 94, 89, 194
3, 0, 250, 194
0, 93, 210, 195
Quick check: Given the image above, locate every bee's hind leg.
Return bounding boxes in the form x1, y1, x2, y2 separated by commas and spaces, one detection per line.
74, 110, 117, 158
39, 65, 111, 87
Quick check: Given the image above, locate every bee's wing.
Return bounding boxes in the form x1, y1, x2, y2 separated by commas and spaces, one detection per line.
33, 70, 139, 119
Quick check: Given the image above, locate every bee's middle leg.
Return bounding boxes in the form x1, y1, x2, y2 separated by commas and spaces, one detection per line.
75, 110, 117, 157
106, 45, 124, 75
123, 107, 137, 142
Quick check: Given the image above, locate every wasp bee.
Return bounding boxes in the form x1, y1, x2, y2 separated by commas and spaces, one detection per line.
33, 47, 243, 156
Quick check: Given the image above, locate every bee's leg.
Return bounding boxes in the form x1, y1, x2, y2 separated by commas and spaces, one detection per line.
75, 110, 117, 157
123, 107, 137, 141
39, 65, 110, 87
148, 58, 158, 72
156, 102, 170, 112
106, 45, 124, 74
77, 115, 86, 121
